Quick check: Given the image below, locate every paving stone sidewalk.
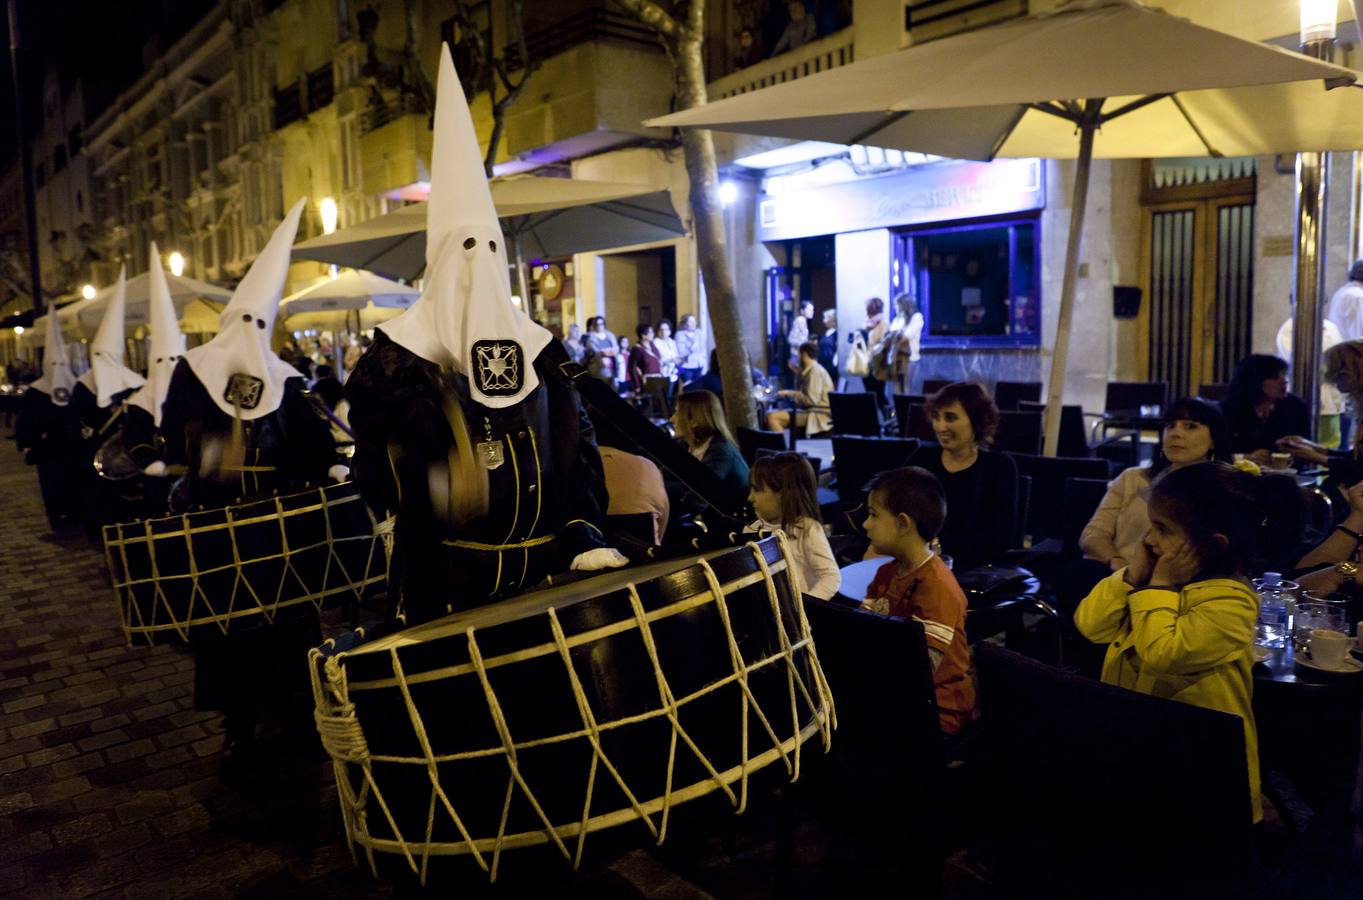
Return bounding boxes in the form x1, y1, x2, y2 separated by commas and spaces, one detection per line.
0, 445, 394, 898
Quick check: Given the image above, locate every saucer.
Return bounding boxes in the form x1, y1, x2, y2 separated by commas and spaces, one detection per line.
1297, 654, 1363, 675
1250, 645, 1271, 663
1259, 466, 1297, 475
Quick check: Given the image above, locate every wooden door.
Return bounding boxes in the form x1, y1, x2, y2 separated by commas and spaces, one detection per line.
1139, 163, 1255, 399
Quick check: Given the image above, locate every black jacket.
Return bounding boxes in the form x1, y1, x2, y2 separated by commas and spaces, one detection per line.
345, 330, 608, 622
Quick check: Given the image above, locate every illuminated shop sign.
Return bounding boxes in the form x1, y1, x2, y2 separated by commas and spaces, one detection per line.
757, 158, 1045, 242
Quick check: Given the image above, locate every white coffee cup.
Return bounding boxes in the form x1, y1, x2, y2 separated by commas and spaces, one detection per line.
1311, 629, 1351, 668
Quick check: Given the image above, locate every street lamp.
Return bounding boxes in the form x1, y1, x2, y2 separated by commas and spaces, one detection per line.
718, 181, 739, 207
81, 283, 96, 300
1300, 0, 1337, 49
13, 326, 23, 336
319, 197, 339, 235
168, 251, 185, 277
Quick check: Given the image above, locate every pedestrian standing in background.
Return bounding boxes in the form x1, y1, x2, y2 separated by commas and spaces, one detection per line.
1326, 259, 1363, 342
887, 293, 924, 395
655, 319, 679, 381
584, 315, 619, 385
562, 322, 586, 365
818, 308, 839, 388
628, 324, 663, 393
676, 313, 706, 383
861, 296, 889, 411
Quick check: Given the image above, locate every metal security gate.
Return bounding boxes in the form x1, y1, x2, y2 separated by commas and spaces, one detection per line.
1140, 195, 1255, 398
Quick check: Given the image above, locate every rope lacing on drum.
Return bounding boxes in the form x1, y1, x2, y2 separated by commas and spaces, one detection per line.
752, 534, 836, 753
547, 606, 660, 867
310, 538, 835, 884
102, 484, 386, 645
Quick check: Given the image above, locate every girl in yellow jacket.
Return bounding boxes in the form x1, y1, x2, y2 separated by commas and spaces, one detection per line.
1076, 461, 1270, 823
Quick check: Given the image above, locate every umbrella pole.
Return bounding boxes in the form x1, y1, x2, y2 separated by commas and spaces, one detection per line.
512, 233, 532, 313
1042, 111, 1097, 457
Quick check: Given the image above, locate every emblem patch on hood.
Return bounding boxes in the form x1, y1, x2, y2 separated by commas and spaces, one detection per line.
472, 340, 523, 397
224, 373, 265, 410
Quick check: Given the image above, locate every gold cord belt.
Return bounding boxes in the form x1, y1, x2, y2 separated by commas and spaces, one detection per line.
442, 534, 555, 551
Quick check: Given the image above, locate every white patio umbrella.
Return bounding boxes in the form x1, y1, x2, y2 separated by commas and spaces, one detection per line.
292, 175, 687, 282
279, 270, 418, 333
648, 0, 1360, 454
76, 271, 232, 332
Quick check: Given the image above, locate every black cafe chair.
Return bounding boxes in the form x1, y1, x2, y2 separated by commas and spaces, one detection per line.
975, 644, 1253, 898
993, 380, 1042, 411
828, 392, 882, 437
737, 426, 787, 465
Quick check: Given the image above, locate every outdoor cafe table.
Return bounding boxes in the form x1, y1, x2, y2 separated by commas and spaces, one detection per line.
1252, 643, 1363, 822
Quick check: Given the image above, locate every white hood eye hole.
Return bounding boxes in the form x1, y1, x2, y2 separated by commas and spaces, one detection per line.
241, 313, 252, 322
489, 240, 497, 253
155, 357, 163, 363
463, 236, 477, 250
256, 318, 266, 329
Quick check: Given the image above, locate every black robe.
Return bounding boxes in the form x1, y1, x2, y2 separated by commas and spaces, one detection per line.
345, 330, 608, 624
71, 382, 139, 532
158, 360, 337, 715
15, 388, 84, 527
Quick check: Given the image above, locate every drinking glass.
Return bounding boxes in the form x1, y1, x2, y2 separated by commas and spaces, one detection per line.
1294, 596, 1349, 652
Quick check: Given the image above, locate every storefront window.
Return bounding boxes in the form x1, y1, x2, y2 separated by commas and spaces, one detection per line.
896, 218, 1041, 349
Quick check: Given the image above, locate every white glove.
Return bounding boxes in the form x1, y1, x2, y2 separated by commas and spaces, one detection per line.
328, 464, 351, 483
142, 461, 167, 477
570, 548, 629, 572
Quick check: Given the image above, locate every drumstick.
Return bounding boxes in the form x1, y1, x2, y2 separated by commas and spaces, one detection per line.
435, 383, 488, 528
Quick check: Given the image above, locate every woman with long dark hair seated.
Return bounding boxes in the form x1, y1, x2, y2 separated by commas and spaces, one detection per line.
1222, 354, 1309, 462
1080, 397, 1231, 572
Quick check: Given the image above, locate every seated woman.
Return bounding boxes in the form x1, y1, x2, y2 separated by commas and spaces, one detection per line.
908, 382, 1017, 573
1080, 397, 1230, 572
668, 390, 750, 517
1222, 354, 1309, 462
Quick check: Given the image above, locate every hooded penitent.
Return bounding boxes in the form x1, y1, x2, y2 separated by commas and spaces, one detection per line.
77, 266, 146, 407
30, 304, 77, 405
127, 243, 187, 426
378, 44, 551, 409
182, 198, 307, 421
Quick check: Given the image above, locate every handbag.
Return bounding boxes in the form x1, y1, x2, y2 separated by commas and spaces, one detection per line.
845, 333, 870, 377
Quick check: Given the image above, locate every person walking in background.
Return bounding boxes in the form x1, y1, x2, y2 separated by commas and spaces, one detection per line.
654, 319, 679, 381
1277, 311, 1344, 448
887, 293, 924, 395
584, 315, 618, 386
860, 296, 889, 411
1326, 259, 1363, 342
817, 308, 839, 387
675, 313, 706, 384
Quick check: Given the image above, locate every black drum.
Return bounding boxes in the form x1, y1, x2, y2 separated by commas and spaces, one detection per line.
311, 536, 833, 886
103, 481, 387, 645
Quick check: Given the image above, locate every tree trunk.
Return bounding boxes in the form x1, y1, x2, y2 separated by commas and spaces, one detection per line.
671, 24, 757, 431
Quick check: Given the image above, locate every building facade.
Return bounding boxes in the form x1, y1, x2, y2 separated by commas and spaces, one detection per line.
6, 0, 1363, 419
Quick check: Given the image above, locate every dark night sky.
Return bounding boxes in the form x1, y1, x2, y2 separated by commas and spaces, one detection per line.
1, 0, 218, 170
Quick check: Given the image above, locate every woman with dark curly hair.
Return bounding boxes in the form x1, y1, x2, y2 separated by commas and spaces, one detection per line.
907, 382, 1018, 572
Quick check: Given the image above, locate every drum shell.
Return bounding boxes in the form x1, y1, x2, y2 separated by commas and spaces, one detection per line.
319, 537, 827, 867
104, 481, 385, 644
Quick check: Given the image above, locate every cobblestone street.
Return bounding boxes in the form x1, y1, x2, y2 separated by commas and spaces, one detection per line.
0, 444, 394, 898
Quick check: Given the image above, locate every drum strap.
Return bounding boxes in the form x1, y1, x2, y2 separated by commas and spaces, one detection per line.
442, 533, 554, 552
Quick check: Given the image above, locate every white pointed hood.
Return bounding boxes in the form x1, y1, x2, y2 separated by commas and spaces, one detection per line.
77, 266, 145, 407
183, 198, 307, 420
378, 45, 550, 407
127, 244, 187, 425
30, 303, 77, 405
